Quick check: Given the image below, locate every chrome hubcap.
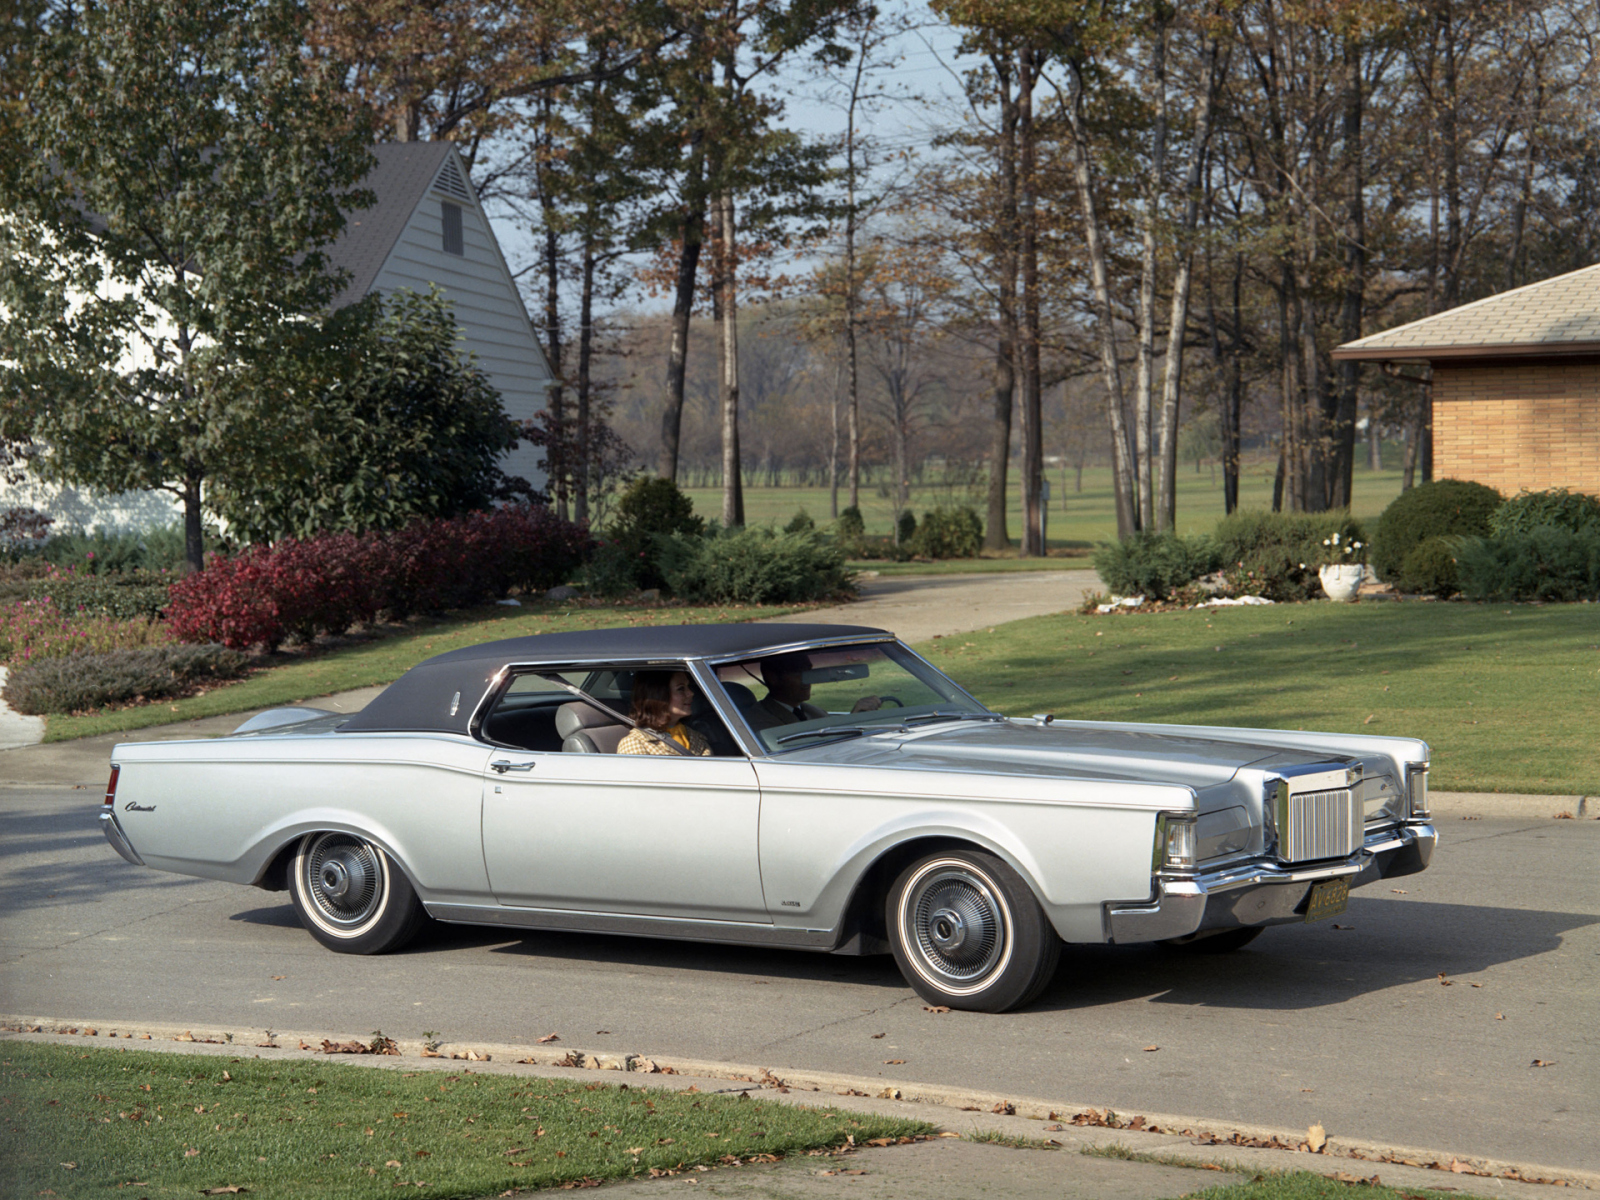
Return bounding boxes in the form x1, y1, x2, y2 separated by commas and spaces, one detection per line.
905, 865, 1008, 987
303, 834, 383, 928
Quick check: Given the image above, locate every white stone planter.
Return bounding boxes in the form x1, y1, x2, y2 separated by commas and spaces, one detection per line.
1319, 563, 1365, 602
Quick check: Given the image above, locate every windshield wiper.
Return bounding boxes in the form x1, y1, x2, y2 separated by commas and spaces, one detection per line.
901, 710, 1006, 727
774, 725, 879, 745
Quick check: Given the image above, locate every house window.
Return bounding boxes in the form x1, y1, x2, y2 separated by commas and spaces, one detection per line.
442, 201, 464, 256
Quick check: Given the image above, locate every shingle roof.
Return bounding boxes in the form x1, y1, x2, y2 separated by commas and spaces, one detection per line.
323, 142, 459, 308
1332, 262, 1600, 361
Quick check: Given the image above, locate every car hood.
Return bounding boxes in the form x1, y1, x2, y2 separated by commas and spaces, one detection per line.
798, 717, 1344, 789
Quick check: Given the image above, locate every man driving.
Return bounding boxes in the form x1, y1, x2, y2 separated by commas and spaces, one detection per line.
744, 651, 882, 732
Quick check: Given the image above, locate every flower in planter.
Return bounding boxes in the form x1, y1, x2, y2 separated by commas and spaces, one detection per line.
1319, 533, 1366, 565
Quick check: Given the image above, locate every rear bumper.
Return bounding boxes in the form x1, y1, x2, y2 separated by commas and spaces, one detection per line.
1106, 821, 1436, 943
99, 809, 146, 867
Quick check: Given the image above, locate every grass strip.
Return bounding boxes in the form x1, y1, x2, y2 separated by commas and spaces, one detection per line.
848, 556, 1093, 576
1165, 1168, 1492, 1199
0, 1042, 929, 1200
43, 600, 799, 743
916, 601, 1600, 796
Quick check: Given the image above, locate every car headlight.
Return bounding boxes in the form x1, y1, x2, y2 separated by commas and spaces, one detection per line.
1406, 763, 1430, 818
1154, 814, 1197, 871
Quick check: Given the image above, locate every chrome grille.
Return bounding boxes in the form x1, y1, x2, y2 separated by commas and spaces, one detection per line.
1282, 788, 1359, 862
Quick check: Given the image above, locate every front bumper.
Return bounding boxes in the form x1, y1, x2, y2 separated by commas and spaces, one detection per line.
1106, 821, 1436, 943
99, 809, 146, 867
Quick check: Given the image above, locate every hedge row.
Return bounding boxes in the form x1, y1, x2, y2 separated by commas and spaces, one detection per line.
2, 643, 247, 716
166, 505, 591, 650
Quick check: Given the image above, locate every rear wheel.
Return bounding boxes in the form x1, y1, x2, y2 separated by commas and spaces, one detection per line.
288, 832, 427, 954
888, 850, 1060, 1013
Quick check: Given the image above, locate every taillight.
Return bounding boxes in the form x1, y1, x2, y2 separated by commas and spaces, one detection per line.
104, 765, 120, 807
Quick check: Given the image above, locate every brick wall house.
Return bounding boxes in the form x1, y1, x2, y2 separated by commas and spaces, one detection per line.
1333, 263, 1600, 497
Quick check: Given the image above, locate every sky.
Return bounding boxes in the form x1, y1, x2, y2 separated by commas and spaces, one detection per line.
479, 6, 980, 319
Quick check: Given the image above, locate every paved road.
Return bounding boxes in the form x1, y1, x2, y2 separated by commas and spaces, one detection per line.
2, 787, 1593, 1175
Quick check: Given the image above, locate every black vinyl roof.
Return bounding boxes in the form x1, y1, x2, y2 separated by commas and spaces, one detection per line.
339, 623, 889, 736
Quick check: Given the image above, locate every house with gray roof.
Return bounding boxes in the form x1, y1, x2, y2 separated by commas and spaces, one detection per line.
326, 141, 553, 493
2, 141, 551, 532
1334, 263, 1600, 497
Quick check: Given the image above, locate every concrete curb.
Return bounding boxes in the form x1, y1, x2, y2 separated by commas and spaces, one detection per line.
3, 1016, 1593, 1193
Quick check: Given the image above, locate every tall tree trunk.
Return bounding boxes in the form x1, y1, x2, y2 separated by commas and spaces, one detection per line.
574, 231, 597, 525
1060, 59, 1137, 537
1155, 29, 1220, 531
843, 47, 865, 515
1133, 18, 1169, 533
182, 471, 203, 574
659, 146, 705, 483
535, 88, 568, 518
1018, 48, 1043, 557
829, 358, 841, 518
716, 189, 744, 527
985, 54, 1019, 551
1331, 32, 1365, 510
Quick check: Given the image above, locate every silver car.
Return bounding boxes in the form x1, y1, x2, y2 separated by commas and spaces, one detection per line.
99, 623, 1436, 1013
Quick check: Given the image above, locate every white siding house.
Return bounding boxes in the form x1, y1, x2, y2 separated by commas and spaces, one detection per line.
326, 142, 554, 492
2, 141, 552, 532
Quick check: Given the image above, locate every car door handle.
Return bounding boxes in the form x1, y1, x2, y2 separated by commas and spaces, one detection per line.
490, 759, 537, 774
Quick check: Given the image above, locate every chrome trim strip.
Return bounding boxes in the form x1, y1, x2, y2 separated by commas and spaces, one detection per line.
425, 903, 837, 950
99, 810, 145, 867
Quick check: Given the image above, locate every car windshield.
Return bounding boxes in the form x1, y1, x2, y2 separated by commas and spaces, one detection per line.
716, 642, 992, 753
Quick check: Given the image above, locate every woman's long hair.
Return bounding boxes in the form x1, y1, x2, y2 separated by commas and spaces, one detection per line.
629, 670, 683, 731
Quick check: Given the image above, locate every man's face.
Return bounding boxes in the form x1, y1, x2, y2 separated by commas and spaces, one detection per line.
764, 659, 811, 705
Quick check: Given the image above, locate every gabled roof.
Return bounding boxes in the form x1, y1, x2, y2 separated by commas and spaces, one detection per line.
1333, 262, 1600, 361
324, 141, 465, 308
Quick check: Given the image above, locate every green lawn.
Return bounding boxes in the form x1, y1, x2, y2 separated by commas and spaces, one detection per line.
0, 1042, 928, 1200
43, 600, 800, 743
686, 452, 1409, 552
914, 601, 1600, 796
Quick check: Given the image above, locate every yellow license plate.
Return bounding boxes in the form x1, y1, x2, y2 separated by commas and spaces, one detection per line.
1305, 878, 1350, 923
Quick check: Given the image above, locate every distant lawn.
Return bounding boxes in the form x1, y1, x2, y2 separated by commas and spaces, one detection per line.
685, 451, 1408, 551
43, 600, 800, 743
0, 1042, 929, 1200
851, 555, 1094, 576
915, 600, 1599, 796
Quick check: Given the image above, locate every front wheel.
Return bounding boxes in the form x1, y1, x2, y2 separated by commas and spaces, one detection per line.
288, 831, 427, 954
888, 850, 1060, 1012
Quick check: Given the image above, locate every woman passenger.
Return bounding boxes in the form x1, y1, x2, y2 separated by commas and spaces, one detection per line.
617, 670, 713, 756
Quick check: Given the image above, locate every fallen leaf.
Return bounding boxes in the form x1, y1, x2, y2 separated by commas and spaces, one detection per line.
1332, 924, 1353, 930
1470, 982, 1482, 988
1142, 1045, 1159, 1052
883, 1059, 906, 1065
1495, 1013, 1505, 1020
414, 1150, 430, 1158
184, 1148, 200, 1158
870, 1032, 885, 1039
1390, 889, 1407, 894
922, 1005, 951, 1014
271, 976, 285, 981
1363, 714, 1376, 725
1307, 1124, 1327, 1153
385, 1160, 401, 1168
200, 1188, 248, 1196
59, 1162, 77, 1170
1530, 1059, 1555, 1067
1437, 973, 1453, 986
991, 1101, 1015, 1115
537, 1033, 560, 1044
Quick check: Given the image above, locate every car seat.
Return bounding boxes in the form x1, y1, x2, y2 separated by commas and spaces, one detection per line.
556, 701, 629, 753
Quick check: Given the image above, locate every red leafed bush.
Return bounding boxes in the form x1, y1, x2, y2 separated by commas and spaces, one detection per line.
165, 506, 591, 650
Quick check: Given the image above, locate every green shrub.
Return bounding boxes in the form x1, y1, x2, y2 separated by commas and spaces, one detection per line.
1398, 536, 1462, 598
580, 540, 645, 598
1093, 531, 1220, 601
896, 510, 917, 545
783, 510, 816, 534
28, 568, 171, 619
605, 476, 705, 591
1487, 487, 1600, 537
909, 506, 983, 559
657, 525, 854, 605
2, 643, 247, 715
835, 507, 867, 558
1211, 510, 1367, 602
36, 524, 199, 574
1371, 479, 1501, 585
1456, 525, 1600, 602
